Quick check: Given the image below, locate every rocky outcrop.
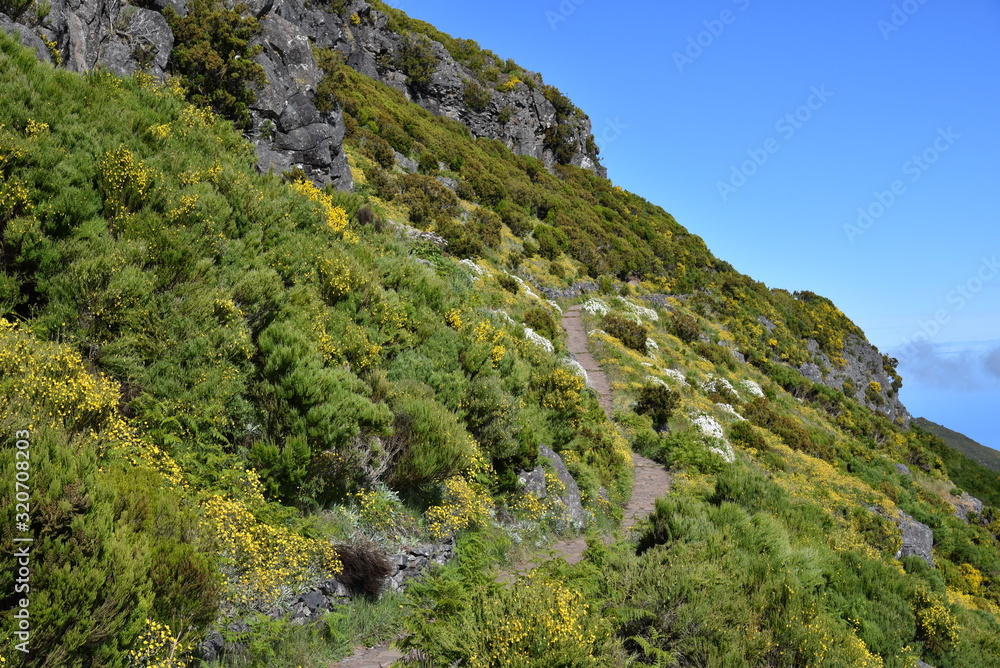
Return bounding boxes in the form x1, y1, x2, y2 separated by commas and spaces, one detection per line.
540, 281, 599, 301
950, 491, 984, 522
272, 0, 604, 176
2, 0, 173, 78
249, 11, 351, 188
5, 0, 604, 189
518, 445, 586, 529
798, 334, 910, 425
895, 510, 934, 568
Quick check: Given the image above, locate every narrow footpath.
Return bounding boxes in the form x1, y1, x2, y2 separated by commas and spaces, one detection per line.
331, 304, 672, 667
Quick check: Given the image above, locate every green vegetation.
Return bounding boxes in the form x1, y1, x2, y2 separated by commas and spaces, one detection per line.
164, 0, 267, 128
3, 4, 1000, 665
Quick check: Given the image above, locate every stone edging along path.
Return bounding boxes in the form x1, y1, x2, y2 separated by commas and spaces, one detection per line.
330, 304, 672, 667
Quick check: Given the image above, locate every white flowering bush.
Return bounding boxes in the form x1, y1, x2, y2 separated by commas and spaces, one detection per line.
662, 369, 688, 386
546, 299, 563, 314
645, 338, 659, 351
461, 258, 485, 276
563, 357, 589, 384
715, 403, 746, 421
617, 298, 659, 322
691, 413, 735, 463
740, 379, 765, 398
524, 327, 554, 353
645, 375, 669, 388
701, 375, 739, 399
581, 298, 609, 316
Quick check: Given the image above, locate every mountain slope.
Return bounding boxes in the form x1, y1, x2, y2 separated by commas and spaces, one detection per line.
2, 4, 1000, 667
915, 418, 1000, 473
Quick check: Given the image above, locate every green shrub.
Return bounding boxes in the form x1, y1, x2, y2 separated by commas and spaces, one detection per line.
398, 30, 439, 91
602, 313, 647, 354
634, 383, 679, 431
471, 207, 502, 249
164, 0, 267, 128
462, 79, 492, 113
397, 172, 459, 228
388, 382, 477, 489
534, 222, 568, 260
670, 310, 700, 343
728, 420, 767, 450
522, 306, 558, 341
497, 273, 519, 294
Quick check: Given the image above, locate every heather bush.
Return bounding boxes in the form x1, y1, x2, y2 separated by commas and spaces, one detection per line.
398, 30, 439, 91
633, 382, 679, 431
602, 313, 648, 354
670, 310, 700, 343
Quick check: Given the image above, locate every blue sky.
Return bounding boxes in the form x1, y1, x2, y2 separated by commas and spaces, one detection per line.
385, 0, 1000, 449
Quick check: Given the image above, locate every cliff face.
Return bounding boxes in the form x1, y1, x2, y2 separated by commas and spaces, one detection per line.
800, 334, 910, 426
0, 0, 603, 188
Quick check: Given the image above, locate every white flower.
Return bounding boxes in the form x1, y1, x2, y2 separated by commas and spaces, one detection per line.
692, 413, 726, 440
715, 403, 746, 421
645, 376, 669, 388
616, 298, 659, 321
662, 369, 688, 386
588, 328, 609, 338
740, 379, 765, 398
581, 298, 609, 316
461, 258, 485, 276
563, 358, 589, 384
646, 338, 658, 351
701, 375, 739, 398
692, 413, 735, 463
546, 300, 563, 314
524, 327, 554, 353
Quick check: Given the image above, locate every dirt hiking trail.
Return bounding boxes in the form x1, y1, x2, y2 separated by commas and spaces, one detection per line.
331, 304, 672, 666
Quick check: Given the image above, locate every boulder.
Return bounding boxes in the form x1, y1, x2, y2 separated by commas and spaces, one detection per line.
538, 445, 586, 530
895, 510, 934, 568
894, 463, 911, 476
518, 466, 547, 498
950, 491, 984, 522
0, 16, 53, 64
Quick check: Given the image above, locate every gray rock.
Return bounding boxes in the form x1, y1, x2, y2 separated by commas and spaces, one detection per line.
327, 1, 603, 176
436, 175, 458, 191
794, 334, 910, 425
197, 621, 251, 662
1, 16, 53, 64
758, 315, 777, 333
394, 150, 418, 173
540, 281, 599, 301
538, 445, 586, 530
894, 463, 911, 476
951, 492, 984, 522
518, 466, 547, 498
895, 510, 934, 568
250, 12, 351, 189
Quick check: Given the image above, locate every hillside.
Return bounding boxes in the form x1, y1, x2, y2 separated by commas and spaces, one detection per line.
2, 2, 1000, 667
915, 418, 1000, 474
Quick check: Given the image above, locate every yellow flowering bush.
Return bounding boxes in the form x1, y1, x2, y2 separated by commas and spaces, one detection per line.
499, 75, 522, 92
200, 494, 342, 612
914, 589, 959, 653
538, 367, 585, 413
287, 177, 352, 239
126, 619, 193, 668
466, 575, 602, 667
97, 147, 153, 218
425, 476, 493, 540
